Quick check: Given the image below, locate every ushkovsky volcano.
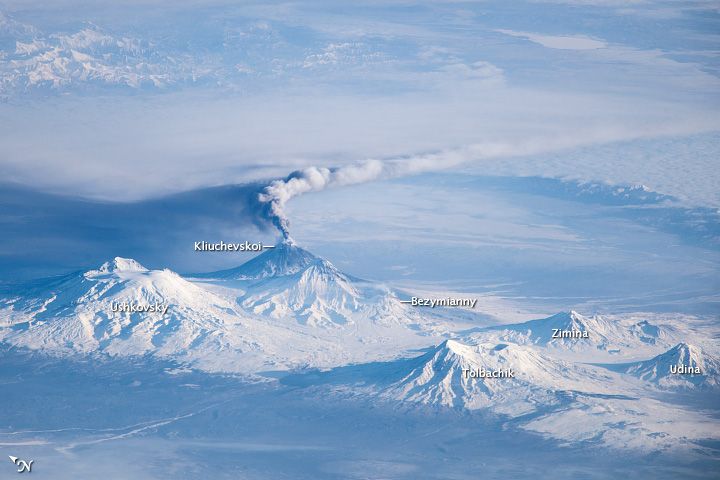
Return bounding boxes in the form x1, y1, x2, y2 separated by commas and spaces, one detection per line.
0, 245, 440, 372
0, 257, 312, 372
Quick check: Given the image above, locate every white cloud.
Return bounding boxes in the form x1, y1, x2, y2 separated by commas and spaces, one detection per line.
0, 84, 717, 202
301, 42, 386, 69
438, 61, 504, 81
0, 0, 717, 210
493, 27, 720, 94
496, 29, 607, 50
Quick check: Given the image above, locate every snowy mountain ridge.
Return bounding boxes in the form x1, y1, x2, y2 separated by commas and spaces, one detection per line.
0, 257, 311, 373
1, 245, 719, 454
196, 240, 422, 328
0, 251, 440, 372
624, 343, 720, 389
472, 310, 684, 358
299, 338, 621, 416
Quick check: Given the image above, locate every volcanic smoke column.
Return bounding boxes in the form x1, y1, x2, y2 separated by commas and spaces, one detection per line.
256, 141, 529, 239
258, 160, 385, 239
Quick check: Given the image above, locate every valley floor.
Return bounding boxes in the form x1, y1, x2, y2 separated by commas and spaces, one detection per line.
1, 348, 718, 480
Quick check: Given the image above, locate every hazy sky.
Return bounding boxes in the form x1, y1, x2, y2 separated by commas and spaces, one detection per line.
0, 0, 718, 203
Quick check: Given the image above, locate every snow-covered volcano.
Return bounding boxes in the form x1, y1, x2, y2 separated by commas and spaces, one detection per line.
3, 257, 232, 323
0, 255, 440, 372
201, 238, 319, 280
290, 339, 620, 416
382, 340, 622, 415
198, 240, 420, 328
282, 337, 720, 452
473, 311, 680, 356
0, 257, 297, 371
623, 343, 720, 389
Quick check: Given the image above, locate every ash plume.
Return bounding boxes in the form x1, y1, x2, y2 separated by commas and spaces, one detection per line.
257, 139, 573, 239
258, 160, 384, 239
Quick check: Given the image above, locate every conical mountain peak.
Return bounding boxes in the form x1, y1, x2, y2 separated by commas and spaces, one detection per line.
439, 339, 476, 357
660, 343, 704, 366
552, 311, 589, 329
94, 257, 148, 274
204, 240, 322, 280
623, 343, 720, 389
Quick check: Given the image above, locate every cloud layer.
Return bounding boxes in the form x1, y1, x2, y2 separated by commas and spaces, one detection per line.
0, 0, 718, 207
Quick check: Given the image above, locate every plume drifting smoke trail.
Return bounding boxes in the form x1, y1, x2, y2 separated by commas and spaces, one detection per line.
258, 159, 384, 239
258, 140, 550, 239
